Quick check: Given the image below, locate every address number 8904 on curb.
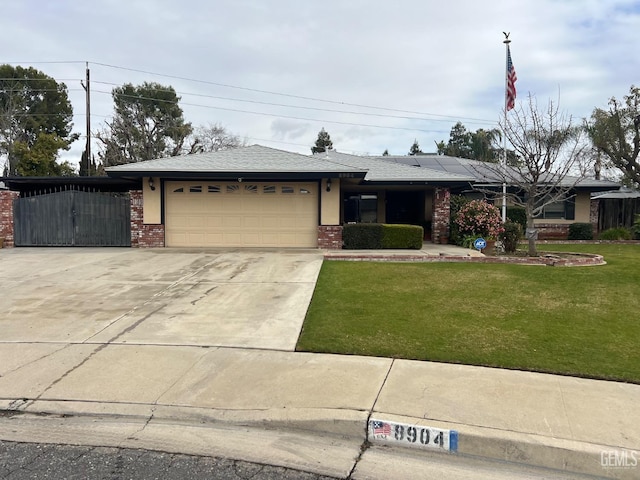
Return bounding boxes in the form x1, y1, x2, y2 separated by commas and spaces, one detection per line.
368, 419, 458, 452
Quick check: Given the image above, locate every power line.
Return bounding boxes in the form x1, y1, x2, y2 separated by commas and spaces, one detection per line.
91, 89, 451, 134
91, 80, 494, 126
89, 61, 496, 124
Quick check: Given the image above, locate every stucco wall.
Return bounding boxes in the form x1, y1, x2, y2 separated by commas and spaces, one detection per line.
320, 178, 340, 225
143, 177, 162, 224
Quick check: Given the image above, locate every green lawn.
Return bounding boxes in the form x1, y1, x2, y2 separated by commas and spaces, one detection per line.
296, 244, 640, 383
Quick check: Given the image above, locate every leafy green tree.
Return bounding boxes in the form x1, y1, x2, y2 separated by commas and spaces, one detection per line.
586, 85, 640, 187
408, 139, 422, 155
0, 64, 77, 175
311, 128, 333, 154
13, 132, 76, 176
97, 82, 192, 165
437, 122, 506, 162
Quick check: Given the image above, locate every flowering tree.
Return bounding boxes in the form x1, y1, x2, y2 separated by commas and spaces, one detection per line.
454, 200, 504, 240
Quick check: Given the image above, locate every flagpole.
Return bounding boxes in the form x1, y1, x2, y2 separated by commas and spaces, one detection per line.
501, 33, 511, 223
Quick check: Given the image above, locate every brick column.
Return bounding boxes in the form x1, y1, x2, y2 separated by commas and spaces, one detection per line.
0, 190, 19, 248
432, 187, 450, 244
317, 225, 343, 249
130, 190, 165, 248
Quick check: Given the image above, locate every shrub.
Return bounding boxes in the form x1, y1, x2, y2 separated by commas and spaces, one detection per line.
343, 223, 383, 249
633, 214, 640, 240
454, 199, 504, 239
599, 227, 632, 240
343, 224, 423, 249
449, 195, 470, 246
507, 206, 527, 233
381, 224, 423, 249
499, 220, 523, 253
568, 223, 593, 240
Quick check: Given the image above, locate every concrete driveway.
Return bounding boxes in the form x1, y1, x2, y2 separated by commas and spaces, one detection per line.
0, 248, 323, 351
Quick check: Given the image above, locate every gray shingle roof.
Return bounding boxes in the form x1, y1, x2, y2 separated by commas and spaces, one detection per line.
106, 145, 366, 176
315, 151, 475, 183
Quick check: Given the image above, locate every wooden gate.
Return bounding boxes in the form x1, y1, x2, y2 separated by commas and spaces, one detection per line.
13, 190, 131, 246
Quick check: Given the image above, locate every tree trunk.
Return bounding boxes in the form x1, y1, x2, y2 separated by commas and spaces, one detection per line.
526, 214, 537, 256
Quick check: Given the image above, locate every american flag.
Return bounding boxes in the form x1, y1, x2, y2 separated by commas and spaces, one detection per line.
506, 45, 517, 111
372, 420, 391, 436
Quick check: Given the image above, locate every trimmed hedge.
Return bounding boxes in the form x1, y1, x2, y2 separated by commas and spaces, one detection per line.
382, 224, 423, 249
343, 223, 423, 249
568, 223, 594, 240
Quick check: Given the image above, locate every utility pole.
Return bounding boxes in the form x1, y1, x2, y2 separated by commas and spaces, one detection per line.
81, 62, 91, 175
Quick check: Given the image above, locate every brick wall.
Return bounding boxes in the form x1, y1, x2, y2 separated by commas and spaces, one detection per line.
535, 223, 570, 240
318, 225, 342, 249
130, 190, 165, 248
0, 190, 19, 248
432, 187, 450, 243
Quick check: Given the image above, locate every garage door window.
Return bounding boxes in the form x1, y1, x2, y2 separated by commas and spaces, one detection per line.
263, 185, 276, 194
227, 185, 240, 194
207, 185, 221, 193
282, 186, 294, 194
245, 185, 258, 193
189, 186, 202, 193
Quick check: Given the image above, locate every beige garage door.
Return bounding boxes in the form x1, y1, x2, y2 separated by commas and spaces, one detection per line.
165, 181, 318, 247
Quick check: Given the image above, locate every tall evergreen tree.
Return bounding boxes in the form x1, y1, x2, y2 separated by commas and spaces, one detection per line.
97, 82, 192, 166
311, 128, 333, 154
0, 64, 77, 175
408, 139, 422, 155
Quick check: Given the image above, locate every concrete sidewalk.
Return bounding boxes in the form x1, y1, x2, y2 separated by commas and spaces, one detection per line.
0, 247, 638, 479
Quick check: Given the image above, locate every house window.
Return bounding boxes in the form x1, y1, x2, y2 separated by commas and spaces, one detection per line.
344, 193, 378, 223
537, 194, 575, 220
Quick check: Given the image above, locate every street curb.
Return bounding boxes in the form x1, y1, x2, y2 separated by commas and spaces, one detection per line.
366, 414, 635, 480
3, 399, 636, 479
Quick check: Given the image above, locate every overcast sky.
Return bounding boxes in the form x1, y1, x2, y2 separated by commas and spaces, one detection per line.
3, 0, 640, 167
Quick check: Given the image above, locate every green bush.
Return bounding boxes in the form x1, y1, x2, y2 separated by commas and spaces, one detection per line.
568, 223, 594, 240
599, 227, 632, 240
633, 214, 640, 240
507, 206, 527, 233
343, 223, 383, 249
343, 224, 423, 249
382, 224, 423, 249
499, 220, 523, 253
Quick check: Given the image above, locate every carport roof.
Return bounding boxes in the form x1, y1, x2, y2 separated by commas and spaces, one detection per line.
106, 145, 367, 180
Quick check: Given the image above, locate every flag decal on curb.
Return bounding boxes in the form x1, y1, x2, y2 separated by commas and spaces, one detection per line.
368, 419, 458, 453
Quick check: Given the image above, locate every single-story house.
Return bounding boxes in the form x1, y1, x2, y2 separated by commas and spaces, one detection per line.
104, 145, 619, 247
0, 144, 621, 248
104, 145, 474, 248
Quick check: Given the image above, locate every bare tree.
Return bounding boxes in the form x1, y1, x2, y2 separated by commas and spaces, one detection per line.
473, 95, 587, 256
185, 123, 246, 154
